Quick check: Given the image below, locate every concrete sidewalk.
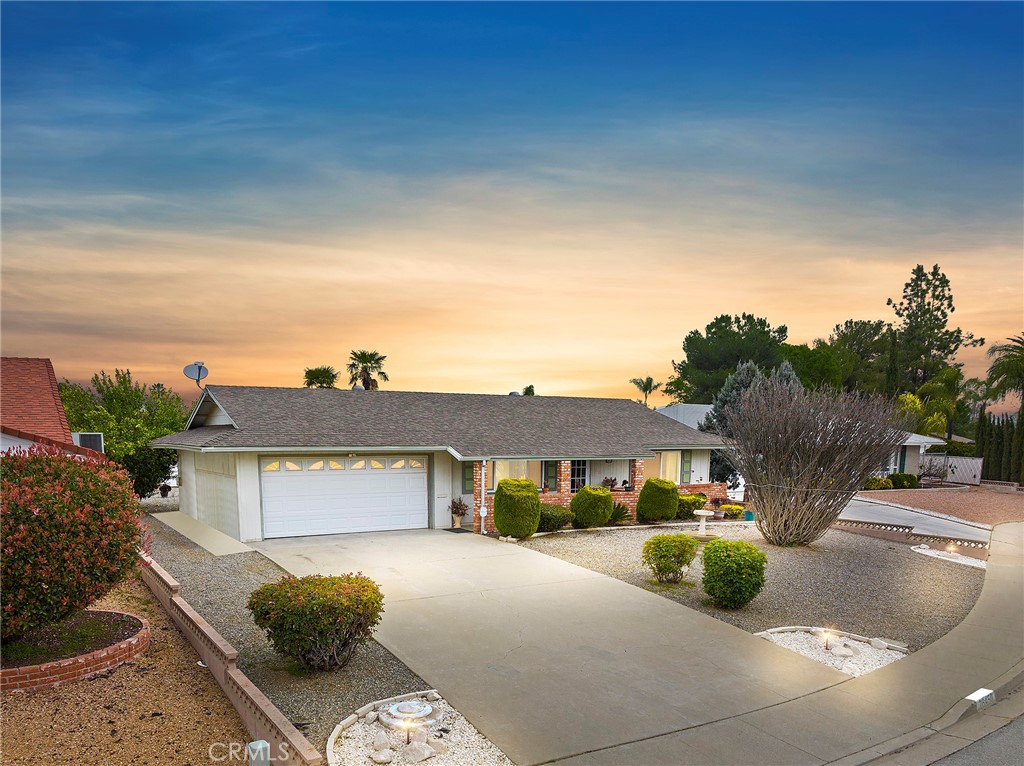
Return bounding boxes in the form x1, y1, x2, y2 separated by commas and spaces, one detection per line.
840, 498, 991, 544
255, 522, 1023, 766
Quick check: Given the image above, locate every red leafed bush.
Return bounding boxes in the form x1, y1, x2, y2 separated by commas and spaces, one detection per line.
1, 445, 147, 641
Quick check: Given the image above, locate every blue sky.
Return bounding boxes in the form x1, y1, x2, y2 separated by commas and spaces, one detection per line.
2, 2, 1021, 399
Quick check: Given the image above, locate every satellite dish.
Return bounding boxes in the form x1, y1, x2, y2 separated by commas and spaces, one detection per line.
351, 384, 365, 391
183, 362, 209, 389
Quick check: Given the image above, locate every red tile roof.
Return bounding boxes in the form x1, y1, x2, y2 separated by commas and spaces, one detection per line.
0, 357, 74, 443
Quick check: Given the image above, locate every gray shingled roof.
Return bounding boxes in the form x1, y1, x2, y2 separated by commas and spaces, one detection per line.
150, 386, 723, 459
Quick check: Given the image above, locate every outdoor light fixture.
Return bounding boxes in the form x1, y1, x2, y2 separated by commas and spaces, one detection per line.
946, 543, 958, 554
401, 719, 413, 745
823, 630, 834, 650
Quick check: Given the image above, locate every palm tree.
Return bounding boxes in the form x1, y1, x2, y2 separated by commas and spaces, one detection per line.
303, 366, 338, 389
347, 350, 389, 390
630, 376, 663, 408
916, 367, 985, 440
987, 333, 1024, 402
522, 384, 535, 396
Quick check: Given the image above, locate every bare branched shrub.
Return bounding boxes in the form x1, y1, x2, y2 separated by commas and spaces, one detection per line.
724, 377, 908, 546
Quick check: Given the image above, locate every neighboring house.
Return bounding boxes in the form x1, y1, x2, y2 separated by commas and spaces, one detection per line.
886, 432, 946, 476
0, 357, 99, 457
656, 403, 713, 429
150, 386, 726, 542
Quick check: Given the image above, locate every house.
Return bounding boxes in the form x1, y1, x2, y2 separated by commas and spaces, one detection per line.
887, 432, 946, 476
0, 357, 98, 457
656, 403, 713, 429
150, 386, 726, 542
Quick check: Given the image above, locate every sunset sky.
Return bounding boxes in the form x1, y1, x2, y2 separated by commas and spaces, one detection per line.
3, 2, 1022, 407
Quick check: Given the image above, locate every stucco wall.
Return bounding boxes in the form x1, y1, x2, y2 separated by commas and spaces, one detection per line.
193, 452, 239, 539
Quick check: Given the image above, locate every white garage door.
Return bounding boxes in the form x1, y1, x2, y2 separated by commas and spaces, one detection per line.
260, 455, 428, 538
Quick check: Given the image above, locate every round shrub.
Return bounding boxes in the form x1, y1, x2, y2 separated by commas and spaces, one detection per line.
493, 478, 540, 538
570, 485, 614, 529
641, 533, 699, 583
720, 504, 745, 519
636, 478, 678, 522
248, 574, 384, 671
676, 493, 708, 520
888, 472, 920, 489
538, 503, 574, 532
701, 539, 767, 609
1, 446, 144, 641
862, 476, 893, 491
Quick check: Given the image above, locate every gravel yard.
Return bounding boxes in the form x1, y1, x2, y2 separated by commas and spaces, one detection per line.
1, 576, 250, 765
145, 504, 425, 753
859, 485, 1024, 526
520, 524, 985, 650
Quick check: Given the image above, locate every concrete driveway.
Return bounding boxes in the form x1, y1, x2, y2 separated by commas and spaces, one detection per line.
841, 497, 991, 543
254, 530, 845, 765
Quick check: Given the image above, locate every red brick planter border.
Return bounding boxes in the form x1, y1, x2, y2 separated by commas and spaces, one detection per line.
1, 610, 150, 693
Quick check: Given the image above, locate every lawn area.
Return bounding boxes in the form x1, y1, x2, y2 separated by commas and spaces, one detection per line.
520, 524, 985, 651
0, 575, 250, 766
859, 485, 1024, 526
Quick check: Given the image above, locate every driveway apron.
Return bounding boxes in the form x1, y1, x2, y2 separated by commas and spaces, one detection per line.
255, 530, 844, 765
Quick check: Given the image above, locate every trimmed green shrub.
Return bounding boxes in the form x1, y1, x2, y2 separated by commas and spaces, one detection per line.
608, 502, 633, 525
862, 476, 893, 490
888, 472, 920, 489
570, 485, 614, 529
701, 539, 767, 609
1, 446, 145, 641
493, 479, 541, 538
537, 503, 573, 532
636, 478, 678, 522
927, 441, 976, 457
676, 493, 708, 520
642, 533, 699, 583
248, 574, 383, 670
720, 504, 745, 519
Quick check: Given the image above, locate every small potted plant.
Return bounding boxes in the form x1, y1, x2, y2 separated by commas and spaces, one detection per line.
159, 483, 172, 498
449, 497, 469, 529
710, 496, 727, 520
601, 476, 619, 491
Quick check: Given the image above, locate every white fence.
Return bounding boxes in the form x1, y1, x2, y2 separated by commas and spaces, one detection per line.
922, 454, 983, 485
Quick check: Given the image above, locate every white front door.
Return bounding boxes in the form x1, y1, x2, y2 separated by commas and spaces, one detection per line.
260, 455, 428, 538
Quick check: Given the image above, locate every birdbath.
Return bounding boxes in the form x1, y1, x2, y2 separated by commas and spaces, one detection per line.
694, 509, 714, 537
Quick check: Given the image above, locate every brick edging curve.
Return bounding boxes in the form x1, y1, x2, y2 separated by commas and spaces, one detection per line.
1, 610, 151, 693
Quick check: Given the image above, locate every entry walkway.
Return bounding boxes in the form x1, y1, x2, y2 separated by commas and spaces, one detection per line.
254, 522, 1023, 766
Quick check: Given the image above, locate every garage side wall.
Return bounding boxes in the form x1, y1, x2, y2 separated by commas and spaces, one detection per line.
193, 452, 240, 539
235, 453, 262, 542
178, 450, 198, 519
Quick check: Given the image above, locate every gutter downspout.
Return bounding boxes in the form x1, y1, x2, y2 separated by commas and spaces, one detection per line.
479, 458, 488, 530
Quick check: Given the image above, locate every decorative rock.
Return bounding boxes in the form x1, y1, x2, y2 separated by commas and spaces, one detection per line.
428, 738, 449, 756
373, 731, 392, 751
366, 711, 379, 724
831, 645, 855, 657
371, 749, 394, 764
425, 691, 441, 702
402, 742, 435, 763
870, 638, 888, 650
410, 728, 428, 744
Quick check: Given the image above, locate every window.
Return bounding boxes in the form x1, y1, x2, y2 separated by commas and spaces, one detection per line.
284, 460, 302, 471
261, 460, 280, 472
409, 457, 425, 469
680, 450, 692, 484
328, 459, 345, 470
462, 463, 474, 494
490, 460, 529, 490
390, 458, 407, 469
369, 458, 386, 469
305, 459, 324, 471
349, 459, 366, 470
570, 460, 588, 492
542, 461, 558, 491
660, 451, 680, 483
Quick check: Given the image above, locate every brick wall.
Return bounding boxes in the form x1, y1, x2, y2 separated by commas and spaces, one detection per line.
1, 611, 150, 693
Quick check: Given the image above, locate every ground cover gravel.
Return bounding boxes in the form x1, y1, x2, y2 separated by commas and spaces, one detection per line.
1, 576, 250, 766
762, 630, 905, 676
144, 503, 425, 753
520, 523, 985, 650
859, 486, 1024, 526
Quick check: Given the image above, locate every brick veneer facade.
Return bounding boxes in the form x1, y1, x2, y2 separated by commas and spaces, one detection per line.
471, 458, 727, 533
1, 611, 150, 693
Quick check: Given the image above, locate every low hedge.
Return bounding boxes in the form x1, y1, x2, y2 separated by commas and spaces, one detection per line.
720, 504, 745, 519
636, 478, 678, 522
493, 479, 541, 539
641, 533, 699, 583
538, 503, 573, 532
247, 574, 384, 670
862, 476, 894, 490
701, 539, 767, 609
570, 485, 614, 529
676, 493, 707, 520
927, 442, 976, 457
888, 472, 920, 489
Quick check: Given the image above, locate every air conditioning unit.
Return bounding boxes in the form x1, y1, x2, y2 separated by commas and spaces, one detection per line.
72, 432, 105, 453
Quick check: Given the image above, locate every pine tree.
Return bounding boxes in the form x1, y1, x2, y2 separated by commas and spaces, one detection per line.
985, 416, 1001, 481
1001, 417, 1013, 481
974, 406, 988, 459
1010, 410, 1023, 485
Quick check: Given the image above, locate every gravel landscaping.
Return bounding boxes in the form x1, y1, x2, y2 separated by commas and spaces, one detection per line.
520, 523, 985, 650
144, 502, 425, 753
1, 576, 250, 765
859, 485, 1024, 526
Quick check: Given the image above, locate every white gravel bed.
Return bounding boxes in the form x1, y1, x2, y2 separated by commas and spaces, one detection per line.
762, 629, 906, 676
911, 544, 987, 569
332, 697, 513, 766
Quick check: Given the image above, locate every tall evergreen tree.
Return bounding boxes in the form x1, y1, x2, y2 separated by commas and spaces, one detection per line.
1010, 411, 1023, 485
1001, 416, 1013, 481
